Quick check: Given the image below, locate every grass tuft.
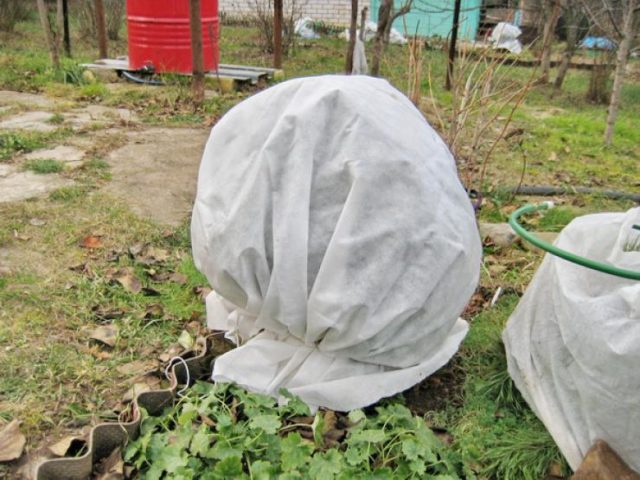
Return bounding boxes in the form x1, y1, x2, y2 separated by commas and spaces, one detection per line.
23, 158, 64, 174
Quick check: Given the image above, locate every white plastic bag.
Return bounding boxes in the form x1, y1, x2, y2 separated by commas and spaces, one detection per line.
352, 38, 368, 75
343, 21, 407, 44
490, 22, 522, 54
294, 17, 319, 39
504, 208, 640, 470
192, 75, 481, 411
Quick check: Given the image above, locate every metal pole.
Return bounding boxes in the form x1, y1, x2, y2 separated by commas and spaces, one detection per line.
445, 0, 461, 90
63, 0, 71, 57
273, 0, 283, 68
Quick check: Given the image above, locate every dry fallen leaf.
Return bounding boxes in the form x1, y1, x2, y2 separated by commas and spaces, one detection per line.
177, 330, 194, 350
80, 235, 103, 249
142, 303, 164, 319
122, 383, 152, 403
116, 360, 157, 377
88, 325, 118, 348
158, 344, 183, 363
0, 419, 26, 462
48, 435, 78, 457
193, 286, 212, 301
113, 268, 142, 294
94, 447, 124, 480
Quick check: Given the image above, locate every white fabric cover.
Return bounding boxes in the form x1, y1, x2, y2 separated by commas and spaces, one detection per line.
192, 75, 481, 411
503, 208, 640, 470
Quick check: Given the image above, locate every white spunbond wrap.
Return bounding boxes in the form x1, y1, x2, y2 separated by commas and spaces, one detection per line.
191, 75, 481, 411
503, 208, 640, 471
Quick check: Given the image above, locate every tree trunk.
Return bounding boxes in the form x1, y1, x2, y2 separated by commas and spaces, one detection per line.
189, 0, 205, 106
604, 0, 635, 145
95, 0, 108, 58
273, 0, 283, 68
345, 0, 358, 74
36, 0, 60, 69
554, 7, 579, 90
56, 0, 64, 52
371, 0, 392, 77
539, 0, 561, 83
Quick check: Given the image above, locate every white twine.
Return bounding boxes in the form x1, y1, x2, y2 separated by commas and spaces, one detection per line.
164, 356, 191, 397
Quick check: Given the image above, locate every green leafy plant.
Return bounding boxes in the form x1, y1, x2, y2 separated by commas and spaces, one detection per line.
124, 382, 465, 479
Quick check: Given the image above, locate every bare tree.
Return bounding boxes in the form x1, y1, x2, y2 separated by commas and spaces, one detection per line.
554, 0, 585, 90
371, 0, 413, 77
346, 0, 358, 73
36, 0, 60, 69
539, 0, 562, 82
581, 0, 639, 144
189, 0, 205, 105
95, 0, 109, 58
273, 0, 283, 68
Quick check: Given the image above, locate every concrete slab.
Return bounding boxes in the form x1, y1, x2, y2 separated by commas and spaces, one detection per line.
24, 145, 86, 169
0, 171, 73, 203
105, 127, 210, 226
0, 111, 58, 132
0, 164, 16, 178
0, 91, 59, 109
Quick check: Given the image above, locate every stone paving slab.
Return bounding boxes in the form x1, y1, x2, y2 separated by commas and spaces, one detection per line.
24, 145, 86, 169
105, 127, 210, 226
0, 91, 60, 109
0, 111, 59, 132
0, 171, 73, 203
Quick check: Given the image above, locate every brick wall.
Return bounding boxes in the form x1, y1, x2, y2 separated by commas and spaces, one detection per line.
220, 0, 371, 26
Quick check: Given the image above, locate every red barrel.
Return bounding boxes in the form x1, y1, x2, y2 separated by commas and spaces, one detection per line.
127, 0, 219, 74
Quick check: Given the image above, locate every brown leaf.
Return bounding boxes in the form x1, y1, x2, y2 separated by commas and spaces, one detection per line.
128, 243, 147, 257
135, 246, 170, 266
158, 344, 183, 363
141, 287, 161, 297
95, 447, 124, 480
116, 360, 157, 377
193, 286, 212, 301
92, 305, 125, 322
168, 273, 188, 284
0, 419, 26, 462
80, 235, 103, 249
142, 304, 164, 319
113, 268, 142, 294
122, 383, 152, 403
322, 410, 337, 434
88, 325, 118, 348
48, 436, 78, 457
69, 263, 94, 277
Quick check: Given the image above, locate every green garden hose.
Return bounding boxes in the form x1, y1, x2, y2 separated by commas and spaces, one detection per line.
508, 202, 640, 281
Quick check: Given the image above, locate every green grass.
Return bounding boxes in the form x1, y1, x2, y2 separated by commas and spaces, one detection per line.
23, 158, 64, 174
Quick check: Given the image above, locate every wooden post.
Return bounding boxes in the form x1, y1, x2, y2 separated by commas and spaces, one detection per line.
445, 0, 461, 90
36, 0, 60, 69
189, 0, 205, 105
273, 0, 283, 68
95, 0, 108, 59
62, 0, 71, 57
345, 0, 358, 73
